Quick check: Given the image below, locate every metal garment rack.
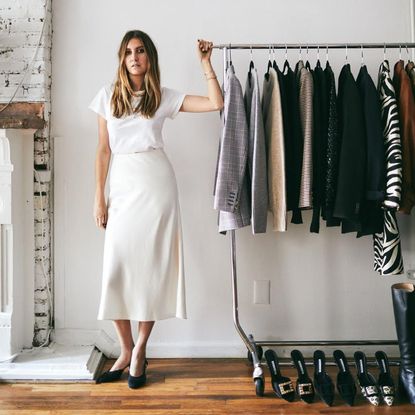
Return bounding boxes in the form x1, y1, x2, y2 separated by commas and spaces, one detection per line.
212, 42, 414, 395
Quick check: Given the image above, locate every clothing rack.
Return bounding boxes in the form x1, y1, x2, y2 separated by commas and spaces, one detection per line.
213, 42, 415, 49
213, 42, 408, 395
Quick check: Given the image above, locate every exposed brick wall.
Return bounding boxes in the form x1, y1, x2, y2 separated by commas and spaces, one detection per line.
0, 0, 53, 347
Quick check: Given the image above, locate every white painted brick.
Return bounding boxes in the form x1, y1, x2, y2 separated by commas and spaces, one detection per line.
34, 194, 48, 208
8, 18, 51, 34
34, 316, 49, 329
34, 289, 49, 301
35, 220, 50, 236
0, 7, 25, 20
34, 207, 49, 221
0, 18, 12, 33
5, 46, 50, 60
35, 273, 48, 290
0, 60, 26, 71
35, 259, 50, 276
34, 152, 49, 165
33, 328, 50, 345
8, 73, 46, 85
34, 142, 49, 152
35, 234, 51, 248
34, 183, 50, 194
34, 301, 48, 315
32, 60, 51, 73
0, 32, 51, 47
0, 85, 48, 100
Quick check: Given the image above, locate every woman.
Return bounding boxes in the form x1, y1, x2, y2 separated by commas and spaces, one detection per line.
88, 30, 223, 388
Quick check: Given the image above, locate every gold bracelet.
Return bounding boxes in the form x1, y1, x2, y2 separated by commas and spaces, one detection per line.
206, 75, 217, 80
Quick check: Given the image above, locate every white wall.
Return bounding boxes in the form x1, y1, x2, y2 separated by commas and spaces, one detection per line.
51, 0, 415, 357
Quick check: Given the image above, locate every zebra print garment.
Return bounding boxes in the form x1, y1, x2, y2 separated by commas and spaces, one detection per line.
378, 61, 403, 208
373, 60, 404, 275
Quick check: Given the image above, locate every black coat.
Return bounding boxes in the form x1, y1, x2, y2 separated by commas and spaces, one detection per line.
281, 61, 304, 224
356, 65, 385, 236
310, 60, 328, 233
323, 62, 341, 227
334, 64, 366, 233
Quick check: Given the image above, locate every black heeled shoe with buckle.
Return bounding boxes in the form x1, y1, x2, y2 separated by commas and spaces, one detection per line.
128, 358, 149, 389
264, 349, 295, 402
333, 349, 356, 406
96, 364, 129, 384
375, 350, 395, 406
313, 350, 334, 406
354, 351, 380, 406
291, 349, 314, 403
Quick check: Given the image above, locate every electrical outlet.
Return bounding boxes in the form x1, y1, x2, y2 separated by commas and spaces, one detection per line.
254, 280, 270, 304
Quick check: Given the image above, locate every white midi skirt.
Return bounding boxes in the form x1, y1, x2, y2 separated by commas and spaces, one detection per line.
97, 148, 187, 321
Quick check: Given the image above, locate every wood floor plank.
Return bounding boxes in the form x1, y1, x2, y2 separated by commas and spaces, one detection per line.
0, 358, 413, 414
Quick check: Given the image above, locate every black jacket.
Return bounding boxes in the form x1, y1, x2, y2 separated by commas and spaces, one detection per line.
334, 64, 366, 234
356, 65, 385, 236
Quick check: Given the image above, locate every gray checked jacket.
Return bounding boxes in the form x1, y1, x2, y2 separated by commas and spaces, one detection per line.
213, 64, 250, 233
244, 67, 268, 233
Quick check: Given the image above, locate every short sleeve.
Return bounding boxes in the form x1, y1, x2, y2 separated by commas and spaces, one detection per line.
163, 87, 186, 119
88, 86, 109, 120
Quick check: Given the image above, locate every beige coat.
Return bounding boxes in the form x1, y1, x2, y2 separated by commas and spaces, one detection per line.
262, 68, 286, 232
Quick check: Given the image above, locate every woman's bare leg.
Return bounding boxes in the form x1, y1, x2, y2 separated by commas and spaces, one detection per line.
129, 321, 155, 376
109, 319, 135, 371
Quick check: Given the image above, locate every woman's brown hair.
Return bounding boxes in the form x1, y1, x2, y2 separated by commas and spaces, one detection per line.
111, 30, 161, 119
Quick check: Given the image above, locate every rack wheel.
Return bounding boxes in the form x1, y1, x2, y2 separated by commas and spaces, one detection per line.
254, 377, 265, 396
247, 345, 263, 364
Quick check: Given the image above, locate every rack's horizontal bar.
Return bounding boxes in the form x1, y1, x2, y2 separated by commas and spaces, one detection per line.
213, 42, 415, 50
275, 358, 401, 367
254, 340, 398, 346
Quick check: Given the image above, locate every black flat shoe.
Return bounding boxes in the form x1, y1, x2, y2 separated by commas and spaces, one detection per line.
313, 350, 334, 406
96, 364, 129, 384
333, 349, 356, 406
376, 350, 395, 406
291, 349, 314, 403
128, 358, 149, 389
354, 351, 380, 406
264, 349, 295, 402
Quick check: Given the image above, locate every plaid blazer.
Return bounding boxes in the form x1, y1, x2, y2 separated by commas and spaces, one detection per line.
213, 64, 250, 233
244, 68, 268, 233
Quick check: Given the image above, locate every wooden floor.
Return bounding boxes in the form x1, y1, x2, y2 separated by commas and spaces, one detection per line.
0, 358, 413, 414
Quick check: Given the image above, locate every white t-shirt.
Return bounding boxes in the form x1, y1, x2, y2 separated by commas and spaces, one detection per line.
88, 84, 186, 154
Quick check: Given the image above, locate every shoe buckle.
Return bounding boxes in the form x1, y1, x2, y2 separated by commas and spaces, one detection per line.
298, 382, 313, 395
279, 381, 294, 395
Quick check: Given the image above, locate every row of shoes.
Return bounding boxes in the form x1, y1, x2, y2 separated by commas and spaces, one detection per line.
264, 349, 395, 406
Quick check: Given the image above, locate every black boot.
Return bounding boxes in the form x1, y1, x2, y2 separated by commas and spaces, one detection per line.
391, 283, 415, 404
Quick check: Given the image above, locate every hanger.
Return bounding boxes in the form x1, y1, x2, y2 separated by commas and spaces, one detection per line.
248, 45, 255, 87
305, 43, 311, 69
283, 44, 290, 74
405, 44, 411, 64
272, 45, 279, 71
361, 44, 364, 67
229, 43, 233, 66
326, 44, 329, 66
265, 44, 272, 79
316, 45, 321, 68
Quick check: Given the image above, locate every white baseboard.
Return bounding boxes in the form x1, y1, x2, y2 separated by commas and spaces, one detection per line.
52, 329, 400, 360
